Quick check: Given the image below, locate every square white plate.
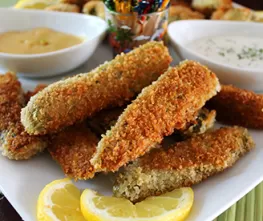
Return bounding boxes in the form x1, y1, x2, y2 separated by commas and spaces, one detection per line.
0, 44, 263, 221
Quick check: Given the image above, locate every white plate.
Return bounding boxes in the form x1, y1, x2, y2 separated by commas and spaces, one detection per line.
0, 44, 263, 221
168, 20, 263, 91
0, 8, 107, 78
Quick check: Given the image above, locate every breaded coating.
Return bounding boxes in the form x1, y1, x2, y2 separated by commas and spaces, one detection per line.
88, 106, 216, 139
0, 72, 24, 131
0, 73, 47, 160
91, 60, 220, 172
1, 123, 48, 160
207, 85, 263, 129
192, 0, 232, 16
179, 108, 216, 139
48, 124, 98, 180
169, 5, 205, 22
21, 42, 172, 135
113, 127, 255, 202
24, 84, 47, 104
87, 107, 125, 136
45, 3, 80, 13
50, 107, 214, 180
211, 6, 253, 21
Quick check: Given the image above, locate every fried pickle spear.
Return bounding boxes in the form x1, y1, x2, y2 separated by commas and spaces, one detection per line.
49, 106, 215, 179
49, 123, 98, 180
21, 42, 172, 135
0, 73, 47, 160
0, 72, 23, 130
24, 84, 47, 104
207, 85, 263, 129
91, 60, 220, 172
178, 108, 216, 139
113, 127, 255, 202
88, 106, 216, 138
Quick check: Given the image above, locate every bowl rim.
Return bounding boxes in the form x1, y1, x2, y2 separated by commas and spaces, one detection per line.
168, 20, 263, 74
0, 8, 108, 58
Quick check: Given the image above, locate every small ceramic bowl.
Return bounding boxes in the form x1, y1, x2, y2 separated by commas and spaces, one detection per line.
0, 8, 107, 78
168, 20, 263, 91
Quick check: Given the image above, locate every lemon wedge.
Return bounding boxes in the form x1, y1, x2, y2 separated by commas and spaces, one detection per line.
37, 178, 86, 221
14, 0, 60, 9
81, 187, 194, 221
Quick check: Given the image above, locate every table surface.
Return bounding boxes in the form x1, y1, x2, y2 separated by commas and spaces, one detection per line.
0, 1, 263, 220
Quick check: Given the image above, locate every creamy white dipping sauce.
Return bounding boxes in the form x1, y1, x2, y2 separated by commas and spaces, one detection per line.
188, 36, 263, 69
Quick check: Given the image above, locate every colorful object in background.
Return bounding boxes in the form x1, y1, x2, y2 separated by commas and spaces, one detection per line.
106, 8, 168, 55
104, 0, 170, 14
104, 0, 170, 56
133, 0, 160, 14
114, 0, 133, 13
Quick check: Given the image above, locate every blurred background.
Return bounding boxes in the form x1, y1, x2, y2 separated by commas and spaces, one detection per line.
0, 0, 262, 9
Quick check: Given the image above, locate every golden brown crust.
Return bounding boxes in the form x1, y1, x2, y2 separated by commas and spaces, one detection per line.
45, 3, 80, 13
1, 123, 47, 160
113, 127, 255, 202
48, 124, 98, 180
0, 73, 24, 131
207, 85, 263, 129
88, 106, 215, 139
140, 127, 254, 170
24, 84, 47, 104
179, 108, 216, 138
91, 60, 220, 172
0, 74, 47, 160
21, 42, 172, 135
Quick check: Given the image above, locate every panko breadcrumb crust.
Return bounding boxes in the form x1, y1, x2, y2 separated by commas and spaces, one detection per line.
207, 85, 263, 129
0, 73, 47, 160
113, 127, 255, 202
91, 60, 220, 172
0, 72, 24, 130
21, 41, 172, 135
50, 107, 215, 180
49, 124, 98, 180
179, 108, 216, 138
24, 84, 47, 104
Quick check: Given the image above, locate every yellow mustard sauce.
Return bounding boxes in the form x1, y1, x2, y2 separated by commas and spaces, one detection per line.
0, 27, 83, 54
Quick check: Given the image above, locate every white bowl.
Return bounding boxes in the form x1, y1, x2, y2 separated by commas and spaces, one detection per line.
168, 20, 263, 91
0, 8, 107, 78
